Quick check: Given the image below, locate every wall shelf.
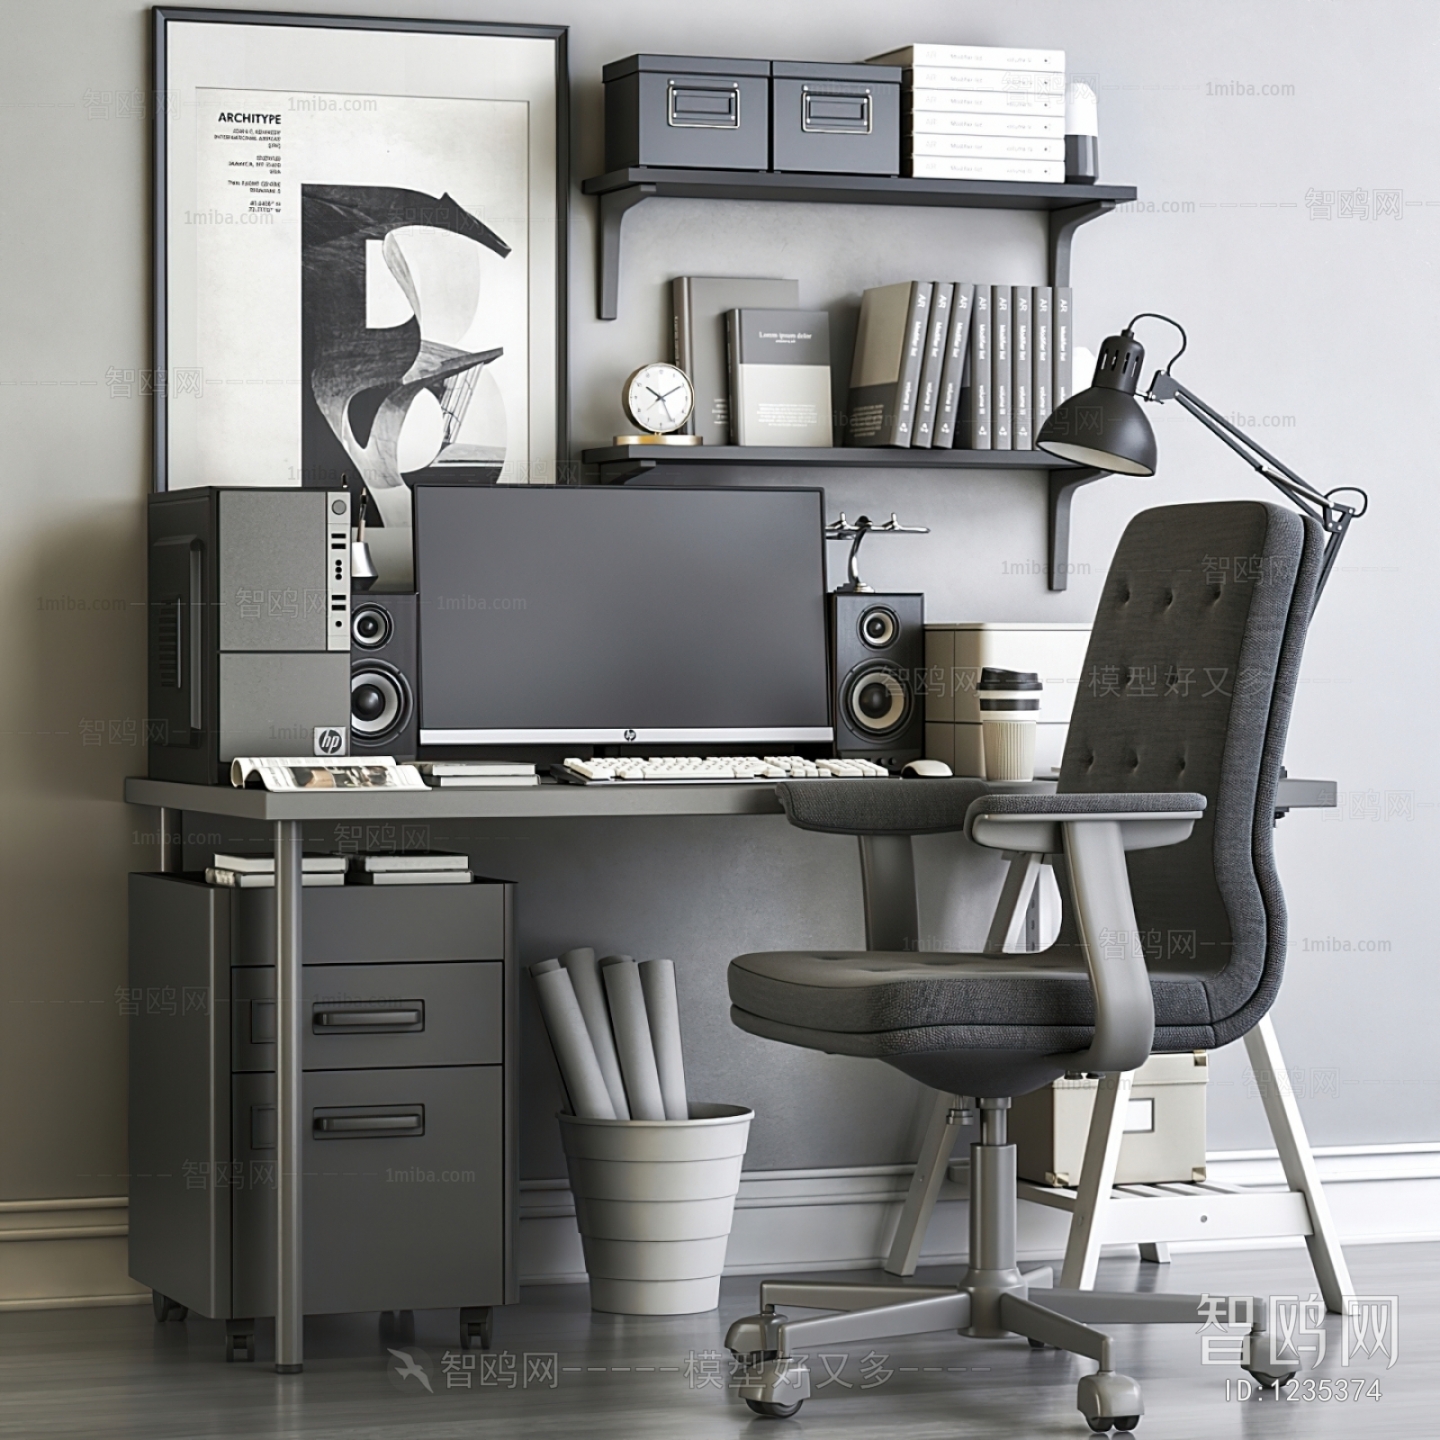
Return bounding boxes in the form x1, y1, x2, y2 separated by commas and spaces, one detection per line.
579, 444, 1106, 591
581, 166, 1137, 320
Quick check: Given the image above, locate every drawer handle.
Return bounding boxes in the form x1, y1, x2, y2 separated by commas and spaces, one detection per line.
313, 1107, 425, 1139
669, 81, 740, 129
803, 89, 872, 135
313, 1003, 424, 1032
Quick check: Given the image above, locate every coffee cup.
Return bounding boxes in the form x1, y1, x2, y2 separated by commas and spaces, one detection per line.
978, 667, 1042, 782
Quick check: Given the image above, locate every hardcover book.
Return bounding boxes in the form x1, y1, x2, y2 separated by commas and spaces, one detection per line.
992, 285, 1012, 451
1054, 287, 1074, 406
962, 285, 991, 449
1013, 286, 1033, 449
905, 89, 1066, 117
726, 308, 833, 447
1033, 286, 1054, 430
913, 282, 953, 449
869, 44, 1065, 73
908, 134, 1065, 161
672, 276, 800, 445
904, 66, 1066, 96
905, 110, 1064, 138
905, 155, 1066, 182
846, 281, 933, 448
933, 281, 974, 449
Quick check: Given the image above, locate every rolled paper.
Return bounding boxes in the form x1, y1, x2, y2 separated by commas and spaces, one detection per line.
599, 955, 666, 1121
560, 946, 630, 1120
530, 958, 615, 1119
638, 958, 689, 1121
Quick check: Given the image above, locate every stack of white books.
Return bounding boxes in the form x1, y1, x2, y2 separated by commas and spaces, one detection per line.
206, 853, 348, 888
353, 853, 473, 886
868, 43, 1066, 183
415, 762, 538, 789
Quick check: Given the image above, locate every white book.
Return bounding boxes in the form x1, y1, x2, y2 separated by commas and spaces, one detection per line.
212, 853, 349, 874
206, 868, 345, 889
354, 870, 474, 886
907, 66, 1065, 96
907, 87, 1065, 117
907, 155, 1066, 183
909, 134, 1064, 161
430, 775, 541, 788
870, 44, 1065, 73
907, 110, 1064, 138
362, 852, 470, 872
415, 761, 536, 777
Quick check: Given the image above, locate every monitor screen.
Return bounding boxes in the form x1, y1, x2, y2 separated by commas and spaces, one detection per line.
413, 486, 832, 747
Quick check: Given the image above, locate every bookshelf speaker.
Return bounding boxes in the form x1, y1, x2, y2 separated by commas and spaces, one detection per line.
350, 594, 417, 760
830, 591, 924, 770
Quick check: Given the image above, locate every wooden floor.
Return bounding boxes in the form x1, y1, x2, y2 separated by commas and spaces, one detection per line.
3, 1244, 1434, 1438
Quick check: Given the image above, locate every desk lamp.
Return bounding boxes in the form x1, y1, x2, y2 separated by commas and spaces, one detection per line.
1036, 313, 1367, 601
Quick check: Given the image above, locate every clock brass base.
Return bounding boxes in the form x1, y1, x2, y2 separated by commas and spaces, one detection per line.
612, 433, 704, 446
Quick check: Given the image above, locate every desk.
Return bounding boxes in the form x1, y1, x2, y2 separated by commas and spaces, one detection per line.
123, 773, 1334, 1370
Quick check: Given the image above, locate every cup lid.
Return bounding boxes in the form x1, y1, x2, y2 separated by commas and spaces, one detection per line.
979, 667, 1042, 691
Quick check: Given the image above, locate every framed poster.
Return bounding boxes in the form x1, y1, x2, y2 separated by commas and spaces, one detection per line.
154, 8, 568, 536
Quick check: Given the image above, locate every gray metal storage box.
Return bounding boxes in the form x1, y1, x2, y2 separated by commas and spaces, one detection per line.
771, 61, 901, 175
603, 53, 770, 171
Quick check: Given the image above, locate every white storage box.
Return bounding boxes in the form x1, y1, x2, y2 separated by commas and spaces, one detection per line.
1010, 1052, 1209, 1187
924, 623, 1090, 778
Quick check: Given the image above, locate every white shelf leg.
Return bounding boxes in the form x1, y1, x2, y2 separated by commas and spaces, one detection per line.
884, 1091, 968, 1276
1243, 1015, 1354, 1313
1059, 1070, 1133, 1290
1138, 1241, 1171, 1264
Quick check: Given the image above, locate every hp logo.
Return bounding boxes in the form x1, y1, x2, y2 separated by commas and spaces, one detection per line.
624, 729, 636, 742
314, 726, 347, 756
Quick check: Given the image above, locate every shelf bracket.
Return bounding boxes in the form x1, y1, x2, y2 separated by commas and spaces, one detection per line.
599, 456, 658, 485
1048, 467, 1107, 591
597, 185, 656, 320
1047, 201, 1115, 289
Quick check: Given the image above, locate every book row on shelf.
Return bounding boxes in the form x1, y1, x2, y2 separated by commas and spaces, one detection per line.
672, 275, 1074, 453
203, 851, 475, 888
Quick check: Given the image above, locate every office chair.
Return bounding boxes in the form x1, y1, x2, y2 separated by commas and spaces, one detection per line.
725, 501, 1320, 1430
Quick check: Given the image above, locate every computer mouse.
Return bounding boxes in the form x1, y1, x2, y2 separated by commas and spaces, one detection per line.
902, 759, 953, 778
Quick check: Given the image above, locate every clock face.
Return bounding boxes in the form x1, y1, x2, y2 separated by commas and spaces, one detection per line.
623, 364, 694, 435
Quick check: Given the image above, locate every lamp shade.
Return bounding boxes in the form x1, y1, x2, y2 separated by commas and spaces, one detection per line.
1036, 327, 1157, 476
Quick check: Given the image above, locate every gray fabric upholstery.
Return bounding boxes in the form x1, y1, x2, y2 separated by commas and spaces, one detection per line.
728, 501, 1323, 1088
776, 777, 1035, 836
965, 791, 1206, 828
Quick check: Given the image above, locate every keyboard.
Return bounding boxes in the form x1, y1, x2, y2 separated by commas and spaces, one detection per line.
560, 755, 890, 784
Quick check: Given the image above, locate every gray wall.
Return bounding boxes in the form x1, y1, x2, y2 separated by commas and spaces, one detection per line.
3, 0, 1436, 1201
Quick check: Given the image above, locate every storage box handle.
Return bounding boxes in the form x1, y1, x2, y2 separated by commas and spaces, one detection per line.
802, 88, 872, 135
313, 1106, 425, 1139
668, 81, 740, 130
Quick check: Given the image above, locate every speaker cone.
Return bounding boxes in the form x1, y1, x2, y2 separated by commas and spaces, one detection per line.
350, 661, 411, 743
352, 603, 393, 650
859, 605, 899, 649
843, 664, 910, 736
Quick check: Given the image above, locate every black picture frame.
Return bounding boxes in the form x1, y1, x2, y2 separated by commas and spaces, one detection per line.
152, 7, 569, 496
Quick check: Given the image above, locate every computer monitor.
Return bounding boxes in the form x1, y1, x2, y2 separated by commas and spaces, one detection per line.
413, 485, 832, 749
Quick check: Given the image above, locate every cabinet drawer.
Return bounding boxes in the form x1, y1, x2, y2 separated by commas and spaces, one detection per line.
230, 882, 508, 966
232, 962, 502, 1072
232, 1066, 505, 1316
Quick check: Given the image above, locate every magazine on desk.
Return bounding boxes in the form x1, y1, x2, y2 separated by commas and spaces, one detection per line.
229, 756, 428, 791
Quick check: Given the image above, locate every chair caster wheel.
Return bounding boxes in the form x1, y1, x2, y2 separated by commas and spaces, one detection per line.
1078, 1371, 1143, 1432
745, 1398, 803, 1418
152, 1292, 188, 1322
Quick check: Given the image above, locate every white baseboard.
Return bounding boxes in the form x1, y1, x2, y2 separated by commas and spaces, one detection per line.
519, 1143, 1440, 1285
0, 1198, 150, 1311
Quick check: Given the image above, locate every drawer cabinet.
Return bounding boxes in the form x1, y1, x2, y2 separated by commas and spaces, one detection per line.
127, 872, 516, 1349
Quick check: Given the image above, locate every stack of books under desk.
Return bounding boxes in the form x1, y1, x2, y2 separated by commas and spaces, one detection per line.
206, 853, 347, 888
416, 762, 539, 789
353, 853, 474, 886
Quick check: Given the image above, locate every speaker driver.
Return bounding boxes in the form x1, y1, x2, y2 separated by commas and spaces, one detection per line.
350, 661, 411, 741
859, 605, 899, 649
352, 603, 393, 650
844, 665, 910, 736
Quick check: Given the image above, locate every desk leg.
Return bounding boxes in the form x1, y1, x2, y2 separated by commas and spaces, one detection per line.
157, 807, 183, 873
274, 819, 304, 1372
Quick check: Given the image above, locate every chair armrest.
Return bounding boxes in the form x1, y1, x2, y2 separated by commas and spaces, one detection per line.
776, 777, 1051, 837
965, 792, 1206, 855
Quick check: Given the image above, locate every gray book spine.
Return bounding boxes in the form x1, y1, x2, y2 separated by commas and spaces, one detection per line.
991, 285, 1012, 450
672, 277, 694, 435
1013, 285, 1032, 449
1054, 286, 1074, 405
912, 282, 952, 449
933, 281, 973, 450
1033, 286, 1054, 431
892, 282, 932, 446
964, 286, 991, 449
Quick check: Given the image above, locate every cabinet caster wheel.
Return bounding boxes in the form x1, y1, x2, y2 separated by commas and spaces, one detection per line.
745, 1398, 803, 1418
460, 1306, 493, 1351
225, 1320, 256, 1363
1027, 1337, 1047, 1349
152, 1292, 188, 1322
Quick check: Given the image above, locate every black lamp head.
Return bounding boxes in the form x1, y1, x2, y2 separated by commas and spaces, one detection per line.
1036, 327, 1157, 476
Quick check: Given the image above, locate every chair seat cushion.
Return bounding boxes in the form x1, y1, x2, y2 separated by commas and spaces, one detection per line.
728, 948, 1213, 1039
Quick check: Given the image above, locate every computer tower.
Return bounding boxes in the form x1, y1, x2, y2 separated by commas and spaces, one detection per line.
350, 594, 418, 760
147, 488, 352, 784
830, 591, 925, 770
